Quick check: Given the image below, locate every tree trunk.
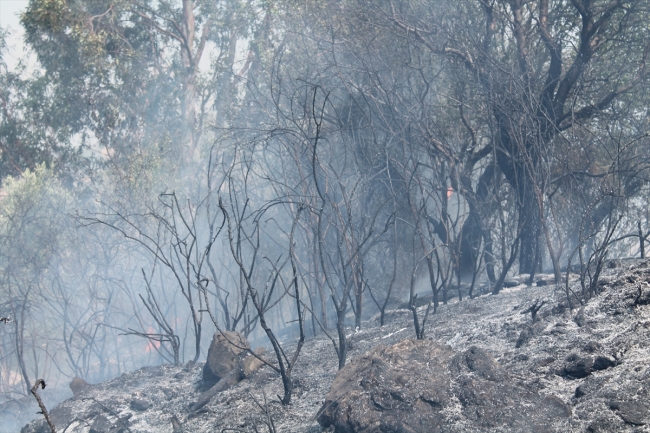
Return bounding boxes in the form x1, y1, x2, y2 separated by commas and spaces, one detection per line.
458, 163, 497, 282
494, 117, 542, 275
180, 0, 198, 162
425, 254, 439, 313
354, 276, 362, 330
336, 308, 347, 370
518, 182, 542, 275
459, 208, 483, 279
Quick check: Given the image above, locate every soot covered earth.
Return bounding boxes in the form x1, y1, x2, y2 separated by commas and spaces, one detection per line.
16, 258, 650, 432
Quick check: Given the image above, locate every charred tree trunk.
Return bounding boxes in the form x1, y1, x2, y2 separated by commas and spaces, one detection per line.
335, 307, 347, 370
458, 162, 497, 282
517, 180, 543, 275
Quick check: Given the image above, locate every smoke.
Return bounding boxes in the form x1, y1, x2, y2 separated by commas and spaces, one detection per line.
1, 0, 650, 430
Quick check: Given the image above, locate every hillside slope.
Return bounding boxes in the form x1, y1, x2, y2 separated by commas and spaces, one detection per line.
19, 259, 650, 432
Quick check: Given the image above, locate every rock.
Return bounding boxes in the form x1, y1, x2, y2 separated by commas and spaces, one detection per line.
49, 405, 75, 429
70, 377, 91, 396
203, 331, 250, 387
130, 399, 151, 411
609, 401, 647, 425
587, 417, 623, 432
317, 339, 453, 432
503, 279, 519, 288
563, 354, 593, 379
573, 385, 589, 398
592, 355, 616, 371
89, 414, 113, 433
21, 405, 79, 433
541, 395, 572, 418
242, 347, 266, 377
317, 340, 570, 432
575, 376, 608, 398
574, 385, 589, 398
450, 346, 506, 381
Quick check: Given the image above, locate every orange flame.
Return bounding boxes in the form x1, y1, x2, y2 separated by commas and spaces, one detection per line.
145, 327, 161, 353
447, 187, 454, 198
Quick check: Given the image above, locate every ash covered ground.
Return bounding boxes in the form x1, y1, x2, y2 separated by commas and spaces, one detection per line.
16, 258, 650, 432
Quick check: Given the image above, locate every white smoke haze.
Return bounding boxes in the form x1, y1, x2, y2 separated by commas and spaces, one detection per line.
0, 0, 649, 431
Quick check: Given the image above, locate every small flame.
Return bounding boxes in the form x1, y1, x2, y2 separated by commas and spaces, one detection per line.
145, 327, 161, 353
447, 187, 454, 198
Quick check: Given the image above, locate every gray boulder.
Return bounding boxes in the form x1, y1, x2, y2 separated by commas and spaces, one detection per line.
317, 339, 571, 432
563, 354, 594, 379
69, 377, 91, 397
129, 398, 151, 411
592, 355, 616, 371
609, 401, 648, 425
202, 331, 250, 387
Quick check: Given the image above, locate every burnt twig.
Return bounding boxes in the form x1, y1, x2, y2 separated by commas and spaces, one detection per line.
250, 390, 277, 433
522, 299, 547, 322
30, 379, 56, 433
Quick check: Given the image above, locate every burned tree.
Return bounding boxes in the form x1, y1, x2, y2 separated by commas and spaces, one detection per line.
218, 192, 306, 405
388, 0, 650, 275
